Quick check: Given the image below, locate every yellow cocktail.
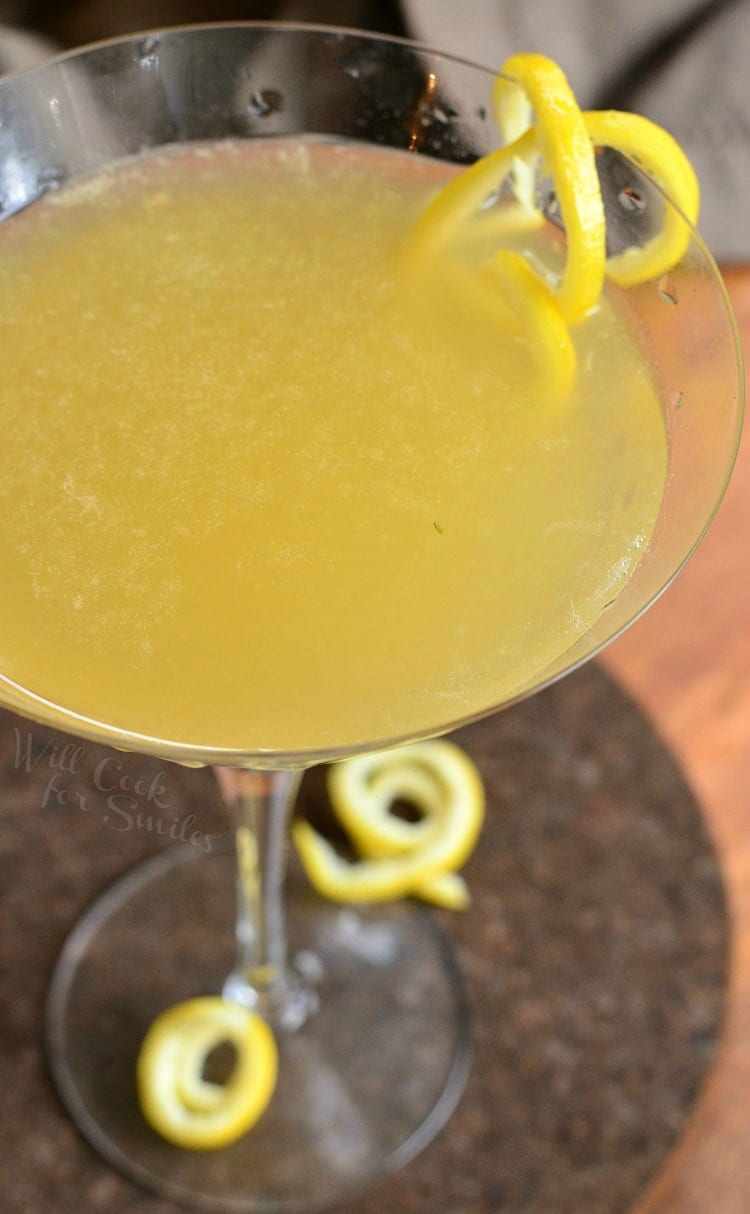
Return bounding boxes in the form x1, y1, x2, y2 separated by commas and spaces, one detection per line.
0, 138, 665, 752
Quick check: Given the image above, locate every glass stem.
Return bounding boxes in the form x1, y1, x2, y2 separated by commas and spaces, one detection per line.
216, 766, 313, 1028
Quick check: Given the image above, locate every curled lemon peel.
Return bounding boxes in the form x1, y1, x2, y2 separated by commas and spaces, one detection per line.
494, 53, 606, 325
402, 135, 575, 405
482, 250, 577, 403
493, 67, 536, 216
403, 127, 539, 271
405, 52, 701, 402
293, 741, 484, 908
583, 109, 699, 286
137, 997, 278, 1150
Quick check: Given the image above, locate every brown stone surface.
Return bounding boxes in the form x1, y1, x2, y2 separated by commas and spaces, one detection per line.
0, 663, 728, 1213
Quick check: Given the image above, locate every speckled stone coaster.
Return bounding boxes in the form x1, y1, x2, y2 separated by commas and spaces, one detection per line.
0, 664, 728, 1214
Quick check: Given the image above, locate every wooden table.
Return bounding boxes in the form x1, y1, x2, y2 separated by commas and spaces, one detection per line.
602, 269, 750, 1214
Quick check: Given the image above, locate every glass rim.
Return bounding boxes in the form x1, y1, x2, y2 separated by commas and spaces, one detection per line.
0, 20, 744, 768
0, 18, 511, 88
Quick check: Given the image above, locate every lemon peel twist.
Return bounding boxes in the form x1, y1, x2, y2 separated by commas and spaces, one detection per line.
583, 109, 699, 286
494, 53, 607, 325
137, 997, 278, 1150
482, 250, 577, 402
293, 741, 485, 908
406, 52, 700, 400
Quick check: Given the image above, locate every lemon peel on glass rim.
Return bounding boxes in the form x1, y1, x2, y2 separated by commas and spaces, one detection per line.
491, 71, 699, 290
406, 54, 605, 327
582, 109, 699, 287
405, 51, 700, 387
293, 740, 485, 908
402, 53, 600, 404
137, 997, 278, 1150
494, 52, 607, 326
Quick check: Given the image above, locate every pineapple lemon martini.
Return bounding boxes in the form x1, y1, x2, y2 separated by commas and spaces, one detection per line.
0, 25, 742, 1213
0, 137, 666, 753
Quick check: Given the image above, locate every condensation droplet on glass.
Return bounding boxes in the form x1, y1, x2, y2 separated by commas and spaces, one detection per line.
658, 275, 678, 305
672, 389, 686, 409
343, 63, 360, 79
37, 167, 63, 192
138, 36, 159, 66
618, 184, 646, 213
248, 88, 284, 118
431, 106, 450, 125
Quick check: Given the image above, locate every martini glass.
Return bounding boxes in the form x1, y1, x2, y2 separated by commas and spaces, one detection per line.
0, 22, 743, 1214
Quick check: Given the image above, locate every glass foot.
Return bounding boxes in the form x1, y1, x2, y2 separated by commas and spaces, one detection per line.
46, 839, 471, 1212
